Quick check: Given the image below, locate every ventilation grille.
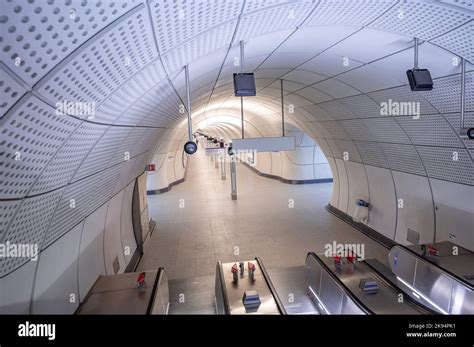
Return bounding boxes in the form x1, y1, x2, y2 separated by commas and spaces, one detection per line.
0, 96, 80, 198
0, 188, 64, 277
380, 143, 426, 175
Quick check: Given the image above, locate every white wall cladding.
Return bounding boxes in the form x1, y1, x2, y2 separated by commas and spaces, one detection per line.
1, 0, 474, 313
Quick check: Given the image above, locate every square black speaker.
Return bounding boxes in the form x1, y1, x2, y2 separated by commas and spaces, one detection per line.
233, 73, 256, 96
406, 68, 433, 91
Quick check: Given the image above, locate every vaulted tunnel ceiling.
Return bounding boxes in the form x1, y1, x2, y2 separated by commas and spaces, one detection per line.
0, 0, 473, 277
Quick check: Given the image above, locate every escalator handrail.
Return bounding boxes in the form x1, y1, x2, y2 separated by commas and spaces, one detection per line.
392, 245, 474, 291
254, 257, 287, 315
216, 261, 231, 314
306, 252, 373, 314
147, 267, 165, 315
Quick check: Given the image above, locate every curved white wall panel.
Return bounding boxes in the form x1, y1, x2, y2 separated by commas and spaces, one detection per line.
104, 191, 126, 275
77, 204, 108, 301
32, 222, 83, 314
120, 181, 137, 267
392, 171, 435, 245
365, 165, 397, 239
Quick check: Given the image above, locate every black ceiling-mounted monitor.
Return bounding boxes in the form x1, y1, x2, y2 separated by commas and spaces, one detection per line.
406, 68, 433, 91
233, 73, 256, 96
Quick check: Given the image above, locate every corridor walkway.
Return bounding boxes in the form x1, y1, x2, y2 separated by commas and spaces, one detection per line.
138, 148, 389, 281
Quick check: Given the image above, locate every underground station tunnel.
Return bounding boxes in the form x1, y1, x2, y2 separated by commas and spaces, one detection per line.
0, 0, 473, 344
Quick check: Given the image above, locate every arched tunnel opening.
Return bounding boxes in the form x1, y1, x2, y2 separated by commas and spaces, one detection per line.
0, 0, 473, 343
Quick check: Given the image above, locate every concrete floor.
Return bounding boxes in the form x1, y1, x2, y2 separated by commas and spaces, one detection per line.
137, 149, 389, 282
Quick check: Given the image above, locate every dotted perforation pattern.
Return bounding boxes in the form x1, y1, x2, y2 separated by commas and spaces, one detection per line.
93, 59, 167, 124
368, 85, 438, 115
108, 127, 148, 167
354, 140, 389, 168
431, 20, 474, 63
36, 7, 157, 105
0, 65, 27, 119
319, 120, 351, 139
160, 20, 237, 74
318, 100, 357, 120
72, 125, 131, 182
369, 0, 473, 41
363, 117, 411, 144
299, 104, 334, 121
443, 112, 474, 152
339, 94, 382, 119
380, 142, 426, 175
29, 122, 108, 195
0, 188, 64, 277
150, 0, 243, 55
340, 119, 376, 141
306, 0, 397, 27
0, 96, 81, 198
0, 0, 138, 85
396, 114, 465, 148
235, 1, 316, 41
417, 146, 473, 185
0, 200, 21, 243
421, 72, 473, 114
44, 168, 107, 248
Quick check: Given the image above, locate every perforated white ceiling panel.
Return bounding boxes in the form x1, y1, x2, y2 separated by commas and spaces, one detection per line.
36, 6, 157, 105
0, 0, 141, 86
0, 96, 80, 198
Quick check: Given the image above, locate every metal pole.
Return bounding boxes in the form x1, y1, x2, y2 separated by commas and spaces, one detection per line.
221, 153, 226, 180
281, 79, 285, 137
184, 65, 192, 141
230, 154, 237, 200
414, 37, 419, 69
240, 40, 245, 139
460, 57, 466, 132
241, 97, 244, 139
215, 154, 219, 168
